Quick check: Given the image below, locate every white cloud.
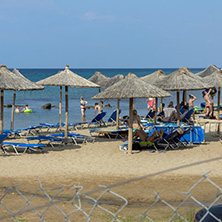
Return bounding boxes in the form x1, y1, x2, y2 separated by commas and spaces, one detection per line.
80, 11, 116, 22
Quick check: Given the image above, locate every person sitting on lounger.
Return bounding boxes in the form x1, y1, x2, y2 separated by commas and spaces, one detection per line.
163, 101, 176, 118
161, 105, 189, 122
132, 110, 144, 131
133, 128, 165, 143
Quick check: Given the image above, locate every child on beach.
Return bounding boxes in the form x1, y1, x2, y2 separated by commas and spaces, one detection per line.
21, 104, 30, 112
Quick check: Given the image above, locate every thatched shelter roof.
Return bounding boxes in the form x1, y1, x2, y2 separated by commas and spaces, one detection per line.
196, 65, 220, 78
203, 70, 222, 87
141, 70, 165, 84
88, 71, 110, 88
103, 74, 124, 88
37, 65, 99, 88
125, 72, 138, 79
152, 67, 213, 91
12, 68, 44, 91
92, 77, 171, 100
0, 65, 25, 90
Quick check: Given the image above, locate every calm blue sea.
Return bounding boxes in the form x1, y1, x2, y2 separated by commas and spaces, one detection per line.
3, 68, 209, 129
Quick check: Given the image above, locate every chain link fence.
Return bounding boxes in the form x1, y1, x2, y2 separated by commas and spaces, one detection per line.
0, 170, 222, 221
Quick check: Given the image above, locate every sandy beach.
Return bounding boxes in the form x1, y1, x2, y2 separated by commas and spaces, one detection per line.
0, 121, 222, 221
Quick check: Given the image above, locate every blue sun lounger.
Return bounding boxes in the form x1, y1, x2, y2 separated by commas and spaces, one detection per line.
107, 109, 121, 125
39, 123, 62, 132
26, 135, 65, 148
0, 134, 8, 153
3, 129, 22, 138
89, 128, 128, 139
51, 132, 95, 144
88, 112, 107, 127
2, 142, 46, 154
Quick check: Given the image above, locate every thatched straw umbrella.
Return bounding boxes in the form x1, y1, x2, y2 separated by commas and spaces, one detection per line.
88, 71, 110, 89
103, 74, 125, 129
203, 70, 222, 123
10, 69, 44, 130
37, 65, 99, 138
0, 65, 26, 133
125, 72, 138, 79
152, 67, 213, 125
196, 65, 219, 78
92, 77, 171, 154
141, 70, 166, 110
141, 70, 165, 84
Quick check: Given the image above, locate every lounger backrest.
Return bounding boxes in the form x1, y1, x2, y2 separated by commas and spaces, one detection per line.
108, 109, 121, 122
145, 110, 152, 119
146, 110, 156, 119
181, 108, 194, 122
92, 112, 107, 123
0, 134, 7, 143
158, 130, 178, 143
174, 128, 191, 140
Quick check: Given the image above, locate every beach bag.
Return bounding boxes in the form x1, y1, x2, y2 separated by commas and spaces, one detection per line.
210, 87, 217, 96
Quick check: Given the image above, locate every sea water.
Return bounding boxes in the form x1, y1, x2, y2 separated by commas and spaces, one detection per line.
3, 68, 208, 130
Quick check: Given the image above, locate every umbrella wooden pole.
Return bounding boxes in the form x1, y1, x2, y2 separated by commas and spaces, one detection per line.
183, 90, 187, 105
128, 98, 133, 155
65, 86, 68, 139
10, 90, 16, 131
217, 87, 221, 135
177, 91, 180, 126
0, 90, 4, 134
99, 88, 102, 108
59, 86, 62, 126
154, 97, 158, 124
160, 98, 163, 112
116, 99, 120, 130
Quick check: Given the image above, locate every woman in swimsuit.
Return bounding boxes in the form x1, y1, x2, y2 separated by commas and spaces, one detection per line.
132, 110, 144, 131
80, 96, 87, 116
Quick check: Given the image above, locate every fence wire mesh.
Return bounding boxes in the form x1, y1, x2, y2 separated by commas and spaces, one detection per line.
0, 170, 222, 221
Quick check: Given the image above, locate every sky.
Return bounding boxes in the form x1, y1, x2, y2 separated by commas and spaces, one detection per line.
0, 0, 222, 68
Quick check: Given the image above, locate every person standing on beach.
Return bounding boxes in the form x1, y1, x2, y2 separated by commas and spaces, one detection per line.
188, 94, 196, 120
202, 88, 212, 118
80, 96, 87, 116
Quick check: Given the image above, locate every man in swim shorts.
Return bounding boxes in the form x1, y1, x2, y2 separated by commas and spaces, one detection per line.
202, 88, 212, 118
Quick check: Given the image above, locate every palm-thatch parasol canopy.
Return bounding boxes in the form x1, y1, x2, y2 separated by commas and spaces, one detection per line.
37, 65, 100, 88
36, 65, 99, 138
92, 77, 171, 100
140, 70, 165, 84
203, 70, 222, 121
196, 65, 219, 78
0, 65, 44, 133
88, 71, 110, 88
12, 69, 44, 91
9, 69, 44, 130
203, 70, 222, 87
125, 72, 138, 79
103, 74, 124, 88
0, 65, 24, 90
92, 77, 171, 155
153, 67, 213, 91
152, 67, 213, 125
